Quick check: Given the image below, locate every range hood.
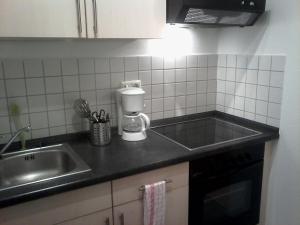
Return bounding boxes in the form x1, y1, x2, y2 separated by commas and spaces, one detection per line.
167, 0, 266, 26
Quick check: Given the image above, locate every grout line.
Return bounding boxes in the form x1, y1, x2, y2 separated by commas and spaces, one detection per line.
41, 59, 51, 136
58, 59, 67, 134
1, 60, 13, 137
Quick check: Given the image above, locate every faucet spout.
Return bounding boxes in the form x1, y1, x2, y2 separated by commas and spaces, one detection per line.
0, 125, 31, 157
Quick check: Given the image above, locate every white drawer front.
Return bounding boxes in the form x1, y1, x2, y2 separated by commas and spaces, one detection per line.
112, 162, 189, 206
0, 182, 112, 225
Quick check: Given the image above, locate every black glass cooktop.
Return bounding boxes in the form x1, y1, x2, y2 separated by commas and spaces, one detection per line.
152, 118, 260, 150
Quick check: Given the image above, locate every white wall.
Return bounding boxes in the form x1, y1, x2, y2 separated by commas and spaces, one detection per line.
0, 26, 219, 58
217, 0, 300, 225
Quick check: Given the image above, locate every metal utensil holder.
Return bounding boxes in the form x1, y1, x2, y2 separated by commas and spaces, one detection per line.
90, 121, 111, 146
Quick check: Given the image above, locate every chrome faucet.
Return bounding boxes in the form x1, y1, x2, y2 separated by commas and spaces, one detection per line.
0, 125, 31, 157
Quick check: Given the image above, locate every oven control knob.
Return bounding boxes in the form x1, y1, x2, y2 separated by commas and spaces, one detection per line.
250, 1, 255, 7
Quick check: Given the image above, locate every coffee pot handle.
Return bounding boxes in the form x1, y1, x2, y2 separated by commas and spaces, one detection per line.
140, 113, 150, 131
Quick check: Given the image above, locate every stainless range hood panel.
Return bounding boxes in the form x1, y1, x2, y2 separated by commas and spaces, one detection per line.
167, 0, 266, 26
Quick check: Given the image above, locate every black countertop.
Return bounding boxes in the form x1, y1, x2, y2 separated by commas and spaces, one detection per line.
0, 111, 279, 208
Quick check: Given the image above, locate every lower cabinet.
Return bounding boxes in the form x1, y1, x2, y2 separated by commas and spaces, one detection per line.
0, 163, 189, 225
0, 182, 112, 225
113, 186, 189, 225
112, 162, 189, 225
57, 208, 113, 225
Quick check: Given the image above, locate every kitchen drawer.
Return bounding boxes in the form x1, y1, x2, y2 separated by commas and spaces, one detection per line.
112, 162, 189, 206
113, 186, 188, 225
57, 208, 113, 225
0, 182, 112, 225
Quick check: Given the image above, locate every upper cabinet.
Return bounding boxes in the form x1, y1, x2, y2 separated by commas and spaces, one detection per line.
0, 0, 86, 38
85, 0, 166, 38
0, 0, 165, 39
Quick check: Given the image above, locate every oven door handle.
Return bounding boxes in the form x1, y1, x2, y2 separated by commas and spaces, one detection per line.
192, 161, 263, 181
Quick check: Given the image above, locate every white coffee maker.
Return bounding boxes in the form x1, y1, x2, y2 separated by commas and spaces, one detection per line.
116, 81, 150, 141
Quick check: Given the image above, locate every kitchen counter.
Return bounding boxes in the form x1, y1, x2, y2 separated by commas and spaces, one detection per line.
0, 111, 279, 208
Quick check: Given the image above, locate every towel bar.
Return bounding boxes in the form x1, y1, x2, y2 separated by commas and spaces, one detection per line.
139, 179, 172, 191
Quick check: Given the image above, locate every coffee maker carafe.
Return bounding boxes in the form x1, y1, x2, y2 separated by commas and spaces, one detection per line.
116, 85, 150, 141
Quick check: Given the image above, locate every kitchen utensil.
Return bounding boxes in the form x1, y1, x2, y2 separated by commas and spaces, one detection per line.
89, 119, 111, 146
73, 99, 93, 120
92, 109, 106, 123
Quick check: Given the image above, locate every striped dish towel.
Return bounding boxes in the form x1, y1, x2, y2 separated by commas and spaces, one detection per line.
143, 181, 166, 225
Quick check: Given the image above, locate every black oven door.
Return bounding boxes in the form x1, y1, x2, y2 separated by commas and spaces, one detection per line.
189, 161, 263, 225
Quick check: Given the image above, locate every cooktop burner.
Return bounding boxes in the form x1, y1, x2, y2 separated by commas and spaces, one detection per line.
151, 117, 260, 150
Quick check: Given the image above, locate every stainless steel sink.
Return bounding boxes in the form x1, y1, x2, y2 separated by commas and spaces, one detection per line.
0, 144, 91, 191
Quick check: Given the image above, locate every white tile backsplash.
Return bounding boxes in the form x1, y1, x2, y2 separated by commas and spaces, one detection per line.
175, 69, 187, 82
164, 70, 175, 83
44, 59, 61, 76
216, 54, 285, 128
269, 87, 282, 103
0, 80, 6, 98
256, 85, 269, 101
247, 56, 259, 70
124, 57, 138, 72
164, 56, 175, 69
24, 59, 43, 78
45, 77, 63, 94
79, 74, 96, 91
152, 56, 164, 70
198, 55, 208, 68
7, 97, 28, 114
0, 99, 8, 116
151, 70, 163, 84
26, 78, 45, 95
78, 58, 94, 75
110, 57, 124, 73
237, 55, 247, 69
0, 116, 11, 134
0, 54, 285, 139
125, 71, 139, 81
176, 82, 186, 96
28, 95, 47, 113
164, 83, 176, 97
48, 110, 66, 127
3, 59, 24, 79
187, 55, 198, 68
257, 70, 270, 86
139, 71, 151, 85
187, 68, 197, 81
63, 75, 80, 92
175, 56, 186, 68
95, 58, 110, 74
271, 56, 286, 71
61, 58, 78, 75
259, 56, 272, 71
138, 57, 151, 71
30, 112, 48, 129
270, 71, 284, 87
152, 84, 164, 99
6, 79, 26, 97
47, 94, 64, 111
227, 55, 237, 68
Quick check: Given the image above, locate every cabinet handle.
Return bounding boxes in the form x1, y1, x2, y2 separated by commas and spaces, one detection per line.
76, 0, 82, 34
119, 213, 125, 225
105, 217, 110, 225
92, 0, 98, 35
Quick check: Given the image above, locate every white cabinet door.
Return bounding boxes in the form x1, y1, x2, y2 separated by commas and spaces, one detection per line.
86, 0, 166, 38
57, 208, 113, 225
113, 186, 189, 225
0, 0, 86, 38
